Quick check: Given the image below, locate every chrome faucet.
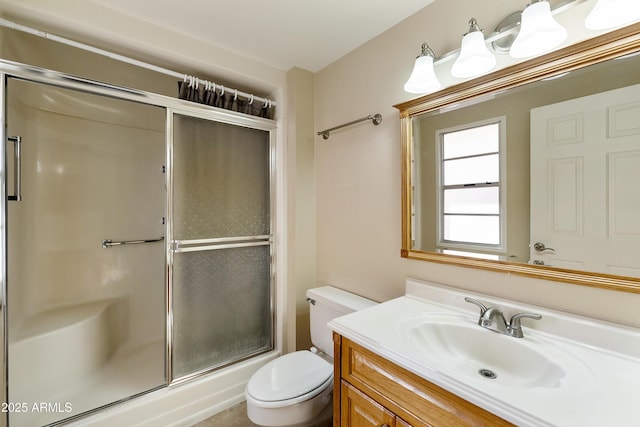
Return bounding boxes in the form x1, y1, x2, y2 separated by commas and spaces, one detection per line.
464, 297, 541, 338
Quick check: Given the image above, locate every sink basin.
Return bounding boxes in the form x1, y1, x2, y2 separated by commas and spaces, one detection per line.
329, 280, 640, 426
401, 315, 588, 389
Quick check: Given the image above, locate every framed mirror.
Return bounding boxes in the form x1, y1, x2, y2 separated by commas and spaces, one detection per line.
395, 23, 640, 294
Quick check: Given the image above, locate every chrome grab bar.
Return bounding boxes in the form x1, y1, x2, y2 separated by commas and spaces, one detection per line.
173, 235, 271, 253
102, 235, 164, 249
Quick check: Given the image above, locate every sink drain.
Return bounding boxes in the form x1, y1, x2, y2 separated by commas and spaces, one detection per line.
478, 368, 497, 379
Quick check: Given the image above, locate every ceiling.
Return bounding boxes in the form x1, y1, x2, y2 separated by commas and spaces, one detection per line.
86, 0, 436, 72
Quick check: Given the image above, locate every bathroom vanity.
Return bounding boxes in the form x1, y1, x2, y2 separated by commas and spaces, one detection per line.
333, 334, 511, 426
329, 279, 640, 427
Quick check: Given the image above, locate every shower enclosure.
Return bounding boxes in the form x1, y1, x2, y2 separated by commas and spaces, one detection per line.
0, 60, 276, 426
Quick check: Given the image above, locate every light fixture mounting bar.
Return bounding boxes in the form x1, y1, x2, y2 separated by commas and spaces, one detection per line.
432, 0, 588, 65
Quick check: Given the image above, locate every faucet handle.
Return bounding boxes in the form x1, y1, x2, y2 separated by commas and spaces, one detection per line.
508, 312, 542, 338
464, 297, 488, 315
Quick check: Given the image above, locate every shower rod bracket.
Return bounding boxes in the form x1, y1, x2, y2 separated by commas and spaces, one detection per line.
318, 113, 382, 140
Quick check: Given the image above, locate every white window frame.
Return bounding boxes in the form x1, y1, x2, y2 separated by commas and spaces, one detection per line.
435, 116, 507, 253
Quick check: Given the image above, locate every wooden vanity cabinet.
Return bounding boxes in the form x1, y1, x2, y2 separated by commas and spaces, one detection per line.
341, 380, 413, 426
333, 333, 513, 427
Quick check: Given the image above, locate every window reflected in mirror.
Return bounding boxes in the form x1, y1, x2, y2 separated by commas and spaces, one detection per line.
431, 119, 504, 252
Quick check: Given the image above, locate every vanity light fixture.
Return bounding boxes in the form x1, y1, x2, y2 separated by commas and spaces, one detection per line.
509, 0, 567, 59
403, 43, 442, 94
585, 0, 640, 30
401, 0, 627, 95
451, 18, 496, 78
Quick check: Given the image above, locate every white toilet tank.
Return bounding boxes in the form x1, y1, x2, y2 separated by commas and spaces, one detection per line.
306, 286, 377, 356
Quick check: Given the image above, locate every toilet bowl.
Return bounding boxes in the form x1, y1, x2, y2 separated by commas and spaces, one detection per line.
245, 286, 377, 426
246, 350, 333, 426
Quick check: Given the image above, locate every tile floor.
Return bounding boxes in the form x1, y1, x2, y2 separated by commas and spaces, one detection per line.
190, 401, 332, 427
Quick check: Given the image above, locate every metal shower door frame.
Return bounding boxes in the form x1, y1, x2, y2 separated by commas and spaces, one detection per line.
0, 71, 9, 427
0, 59, 277, 426
165, 105, 277, 384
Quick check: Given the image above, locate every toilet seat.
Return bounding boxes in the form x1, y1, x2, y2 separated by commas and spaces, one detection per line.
246, 350, 333, 408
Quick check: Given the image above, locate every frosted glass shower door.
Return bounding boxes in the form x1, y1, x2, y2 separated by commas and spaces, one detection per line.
171, 113, 273, 379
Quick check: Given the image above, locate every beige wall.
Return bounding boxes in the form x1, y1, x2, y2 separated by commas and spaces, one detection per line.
314, 0, 640, 331
285, 67, 316, 351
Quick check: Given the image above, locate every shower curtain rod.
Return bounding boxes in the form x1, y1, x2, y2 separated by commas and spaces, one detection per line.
0, 18, 276, 107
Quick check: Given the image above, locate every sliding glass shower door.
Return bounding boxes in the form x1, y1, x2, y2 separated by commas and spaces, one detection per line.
4, 77, 167, 426
170, 113, 274, 379
1, 60, 277, 426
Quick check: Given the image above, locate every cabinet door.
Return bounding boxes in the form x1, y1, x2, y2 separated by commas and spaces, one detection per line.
341, 381, 395, 427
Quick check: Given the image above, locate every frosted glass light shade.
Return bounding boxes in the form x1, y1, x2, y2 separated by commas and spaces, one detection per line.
451, 31, 496, 78
585, 0, 640, 30
404, 53, 441, 94
510, 0, 567, 59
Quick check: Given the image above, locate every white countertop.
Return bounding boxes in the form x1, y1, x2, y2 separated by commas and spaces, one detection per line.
328, 278, 640, 427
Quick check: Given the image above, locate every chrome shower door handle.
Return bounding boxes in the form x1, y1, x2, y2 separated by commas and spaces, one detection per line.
7, 136, 22, 201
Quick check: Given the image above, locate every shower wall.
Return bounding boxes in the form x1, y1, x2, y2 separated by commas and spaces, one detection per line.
7, 79, 166, 343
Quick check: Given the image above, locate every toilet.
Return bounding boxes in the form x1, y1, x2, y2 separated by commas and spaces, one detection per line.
245, 286, 377, 426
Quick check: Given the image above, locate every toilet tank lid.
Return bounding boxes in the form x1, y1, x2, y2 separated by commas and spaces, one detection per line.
306, 286, 377, 313
246, 351, 332, 402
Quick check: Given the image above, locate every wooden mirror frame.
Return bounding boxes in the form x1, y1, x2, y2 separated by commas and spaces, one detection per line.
394, 22, 640, 294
